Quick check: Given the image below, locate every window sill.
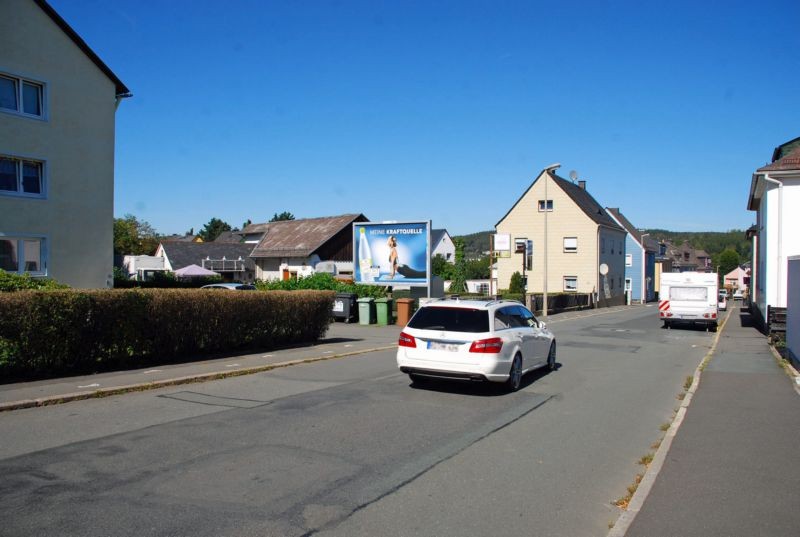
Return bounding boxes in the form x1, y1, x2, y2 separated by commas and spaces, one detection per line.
0, 191, 47, 200
0, 108, 47, 122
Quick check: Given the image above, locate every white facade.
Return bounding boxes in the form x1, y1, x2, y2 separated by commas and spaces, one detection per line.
432, 231, 456, 263
751, 177, 800, 315
122, 255, 166, 279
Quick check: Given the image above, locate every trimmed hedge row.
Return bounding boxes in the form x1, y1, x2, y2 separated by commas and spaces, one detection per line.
0, 289, 334, 379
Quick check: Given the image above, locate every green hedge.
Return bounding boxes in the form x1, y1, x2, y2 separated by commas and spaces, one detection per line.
255, 272, 387, 298
0, 289, 334, 379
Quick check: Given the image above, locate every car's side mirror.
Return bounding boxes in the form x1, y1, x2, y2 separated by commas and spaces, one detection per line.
538, 321, 547, 330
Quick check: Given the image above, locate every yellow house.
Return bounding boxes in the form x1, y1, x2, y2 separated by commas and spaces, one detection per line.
0, 0, 130, 287
495, 165, 627, 306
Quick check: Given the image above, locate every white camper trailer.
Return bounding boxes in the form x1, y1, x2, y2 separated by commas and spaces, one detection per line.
658, 272, 719, 331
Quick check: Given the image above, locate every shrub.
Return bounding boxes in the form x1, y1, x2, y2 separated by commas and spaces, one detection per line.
0, 270, 69, 292
0, 288, 334, 379
255, 272, 386, 298
508, 272, 525, 294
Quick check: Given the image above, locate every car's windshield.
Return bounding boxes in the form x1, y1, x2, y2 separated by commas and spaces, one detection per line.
408, 307, 490, 333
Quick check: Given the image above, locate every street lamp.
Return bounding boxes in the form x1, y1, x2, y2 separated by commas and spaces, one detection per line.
542, 163, 560, 317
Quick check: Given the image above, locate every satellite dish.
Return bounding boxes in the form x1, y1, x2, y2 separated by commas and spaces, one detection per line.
599, 263, 609, 276
569, 170, 578, 182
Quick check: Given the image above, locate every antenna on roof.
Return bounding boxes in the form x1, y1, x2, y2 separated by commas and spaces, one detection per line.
569, 170, 578, 183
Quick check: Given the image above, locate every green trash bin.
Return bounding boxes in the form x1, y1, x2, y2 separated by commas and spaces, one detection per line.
374, 297, 394, 325
357, 297, 376, 325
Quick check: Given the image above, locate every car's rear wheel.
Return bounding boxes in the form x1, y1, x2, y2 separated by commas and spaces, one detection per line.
506, 355, 522, 392
547, 341, 557, 371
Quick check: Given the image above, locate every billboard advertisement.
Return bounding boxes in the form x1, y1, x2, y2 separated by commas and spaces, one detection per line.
353, 221, 430, 286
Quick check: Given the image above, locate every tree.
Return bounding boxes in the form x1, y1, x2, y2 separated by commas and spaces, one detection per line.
198, 217, 232, 242
270, 212, 295, 222
431, 254, 456, 281
114, 214, 160, 255
717, 248, 740, 283
242, 219, 252, 229
508, 272, 525, 294
464, 256, 491, 280
448, 239, 467, 294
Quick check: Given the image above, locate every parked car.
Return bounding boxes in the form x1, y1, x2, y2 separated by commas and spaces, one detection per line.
396, 299, 556, 392
732, 290, 744, 301
718, 290, 728, 311
201, 283, 256, 291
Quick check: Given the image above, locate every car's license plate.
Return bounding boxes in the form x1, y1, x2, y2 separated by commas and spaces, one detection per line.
681, 314, 696, 319
428, 341, 460, 352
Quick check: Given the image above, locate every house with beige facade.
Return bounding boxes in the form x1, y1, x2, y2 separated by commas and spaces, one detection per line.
494, 165, 626, 306
0, 0, 130, 287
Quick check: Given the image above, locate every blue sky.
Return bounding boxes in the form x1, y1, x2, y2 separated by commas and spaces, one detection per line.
51, 0, 799, 236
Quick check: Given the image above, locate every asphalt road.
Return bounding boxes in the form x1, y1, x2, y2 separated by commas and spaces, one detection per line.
0, 306, 714, 537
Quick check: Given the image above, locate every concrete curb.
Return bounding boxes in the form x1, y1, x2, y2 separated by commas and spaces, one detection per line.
0, 345, 395, 413
607, 306, 732, 537
767, 342, 800, 396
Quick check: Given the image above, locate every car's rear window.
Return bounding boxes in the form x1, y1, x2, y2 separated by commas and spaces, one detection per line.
407, 307, 490, 333
670, 286, 707, 301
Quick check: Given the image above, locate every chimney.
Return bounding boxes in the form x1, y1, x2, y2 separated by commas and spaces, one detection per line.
578, 180, 586, 190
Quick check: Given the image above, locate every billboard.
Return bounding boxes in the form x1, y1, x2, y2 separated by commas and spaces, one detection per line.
353, 221, 430, 286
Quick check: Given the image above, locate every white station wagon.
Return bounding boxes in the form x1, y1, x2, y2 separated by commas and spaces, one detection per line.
397, 299, 557, 392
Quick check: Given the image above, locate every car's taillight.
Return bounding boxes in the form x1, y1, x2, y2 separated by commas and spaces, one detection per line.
469, 337, 503, 353
398, 332, 416, 348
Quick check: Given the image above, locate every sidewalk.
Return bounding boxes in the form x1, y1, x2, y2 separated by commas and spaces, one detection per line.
621, 305, 800, 537
0, 322, 402, 411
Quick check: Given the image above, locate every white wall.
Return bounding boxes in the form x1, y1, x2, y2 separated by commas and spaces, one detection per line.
758, 178, 800, 312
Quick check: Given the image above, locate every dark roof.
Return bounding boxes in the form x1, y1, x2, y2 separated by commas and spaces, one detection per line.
431, 229, 448, 246
771, 136, 800, 163
550, 174, 623, 230
605, 208, 642, 243
159, 242, 256, 271
162, 234, 201, 242
757, 145, 800, 172
496, 168, 623, 231
214, 231, 244, 243
606, 208, 660, 252
34, 0, 130, 96
250, 214, 367, 258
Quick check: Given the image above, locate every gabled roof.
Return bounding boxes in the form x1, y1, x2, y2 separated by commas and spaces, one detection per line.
214, 231, 244, 243
250, 214, 367, 258
770, 136, 800, 163
552, 175, 623, 230
496, 168, 623, 231
241, 222, 271, 234
159, 242, 255, 271
757, 145, 800, 173
34, 0, 131, 96
431, 229, 448, 246
605, 208, 660, 252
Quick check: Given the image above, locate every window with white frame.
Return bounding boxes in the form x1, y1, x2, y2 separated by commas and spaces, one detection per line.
563, 237, 577, 253
0, 236, 46, 275
538, 199, 553, 212
625, 254, 633, 267
563, 276, 577, 292
0, 156, 44, 196
0, 73, 44, 118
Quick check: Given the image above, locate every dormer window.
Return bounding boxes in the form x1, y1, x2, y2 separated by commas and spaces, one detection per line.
0, 73, 45, 118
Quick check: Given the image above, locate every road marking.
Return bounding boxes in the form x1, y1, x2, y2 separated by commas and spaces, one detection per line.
144, 369, 162, 374
77, 383, 100, 388
322, 351, 333, 354
225, 363, 240, 368
262, 354, 274, 358
344, 344, 354, 348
